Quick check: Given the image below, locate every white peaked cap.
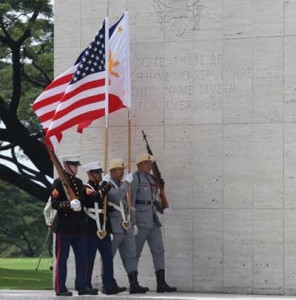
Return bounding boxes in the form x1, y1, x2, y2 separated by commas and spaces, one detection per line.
83, 161, 104, 172
61, 154, 81, 165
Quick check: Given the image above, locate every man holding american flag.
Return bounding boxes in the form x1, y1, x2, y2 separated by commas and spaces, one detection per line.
33, 11, 132, 295
32, 14, 127, 151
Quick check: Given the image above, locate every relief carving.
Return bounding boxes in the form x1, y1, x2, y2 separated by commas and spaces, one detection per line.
153, 0, 203, 37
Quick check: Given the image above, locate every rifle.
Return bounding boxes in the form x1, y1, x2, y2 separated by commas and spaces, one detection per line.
45, 143, 81, 211
141, 130, 169, 213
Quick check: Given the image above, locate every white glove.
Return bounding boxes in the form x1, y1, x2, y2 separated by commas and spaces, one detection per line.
102, 173, 111, 182
124, 172, 133, 183
70, 199, 81, 210
133, 225, 138, 236
163, 207, 171, 214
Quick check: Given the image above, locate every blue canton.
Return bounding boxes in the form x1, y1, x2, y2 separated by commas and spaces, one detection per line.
71, 22, 106, 84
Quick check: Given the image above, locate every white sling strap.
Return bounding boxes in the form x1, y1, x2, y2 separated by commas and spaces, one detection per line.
84, 183, 105, 232
108, 179, 131, 226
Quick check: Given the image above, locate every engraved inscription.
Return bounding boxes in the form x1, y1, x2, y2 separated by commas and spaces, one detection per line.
132, 53, 252, 113
132, 56, 165, 113
166, 98, 222, 111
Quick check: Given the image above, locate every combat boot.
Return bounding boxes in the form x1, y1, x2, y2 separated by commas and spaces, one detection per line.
128, 271, 149, 294
156, 269, 177, 293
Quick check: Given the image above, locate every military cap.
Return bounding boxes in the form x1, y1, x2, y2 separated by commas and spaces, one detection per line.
136, 153, 154, 164
61, 154, 81, 165
109, 158, 126, 170
83, 161, 104, 173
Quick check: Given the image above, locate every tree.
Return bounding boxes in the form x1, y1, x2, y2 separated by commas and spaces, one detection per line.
0, 0, 54, 202
0, 180, 48, 257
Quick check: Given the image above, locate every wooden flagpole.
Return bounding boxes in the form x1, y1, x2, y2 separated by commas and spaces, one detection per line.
128, 112, 131, 173
104, 16, 110, 172
104, 125, 109, 173
101, 16, 110, 237
127, 110, 132, 211
126, 11, 132, 210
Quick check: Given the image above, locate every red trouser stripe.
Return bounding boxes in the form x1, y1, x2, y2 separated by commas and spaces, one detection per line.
55, 233, 61, 292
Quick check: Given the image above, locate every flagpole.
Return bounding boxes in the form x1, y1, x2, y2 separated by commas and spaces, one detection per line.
128, 113, 131, 172
125, 11, 133, 213
126, 11, 132, 173
127, 111, 132, 212
104, 16, 110, 172
102, 16, 109, 237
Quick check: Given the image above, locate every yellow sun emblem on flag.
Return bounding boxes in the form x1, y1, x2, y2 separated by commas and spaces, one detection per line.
108, 50, 120, 85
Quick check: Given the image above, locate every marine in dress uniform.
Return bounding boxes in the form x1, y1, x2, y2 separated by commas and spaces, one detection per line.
50, 155, 97, 297
131, 153, 177, 293
106, 158, 149, 294
82, 161, 126, 295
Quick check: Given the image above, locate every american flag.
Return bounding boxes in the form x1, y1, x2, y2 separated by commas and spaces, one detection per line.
33, 16, 129, 150
32, 46, 88, 132
45, 20, 108, 149
32, 65, 77, 133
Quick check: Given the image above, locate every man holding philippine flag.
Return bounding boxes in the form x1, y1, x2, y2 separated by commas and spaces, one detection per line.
33, 12, 131, 296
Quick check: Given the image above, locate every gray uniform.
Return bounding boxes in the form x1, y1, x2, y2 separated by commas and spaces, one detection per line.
108, 179, 138, 273
131, 171, 165, 271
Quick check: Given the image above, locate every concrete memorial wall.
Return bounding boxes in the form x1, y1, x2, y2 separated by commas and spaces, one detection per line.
54, 0, 296, 295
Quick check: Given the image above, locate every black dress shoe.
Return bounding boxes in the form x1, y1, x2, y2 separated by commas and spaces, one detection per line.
116, 286, 127, 293
85, 286, 99, 293
56, 290, 73, 296
102, 286, 127, 295
78, 287, 98, 295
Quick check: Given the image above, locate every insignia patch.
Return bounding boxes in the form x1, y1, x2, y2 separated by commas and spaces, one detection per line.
52, 188, 59, 198
86, 188, 94, 195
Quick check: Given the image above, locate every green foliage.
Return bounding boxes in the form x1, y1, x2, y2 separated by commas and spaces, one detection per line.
0, 257, 52, 289
0, 0, 54, 199
0, 0, 52, 33
0, 180, 49, 257
0, 0, 54, 129
0, 61, 12, 101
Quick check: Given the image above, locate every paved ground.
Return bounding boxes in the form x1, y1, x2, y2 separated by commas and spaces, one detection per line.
0, 290, 296, 300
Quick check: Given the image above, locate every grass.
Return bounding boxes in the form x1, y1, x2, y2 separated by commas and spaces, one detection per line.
0, 257, 52, 290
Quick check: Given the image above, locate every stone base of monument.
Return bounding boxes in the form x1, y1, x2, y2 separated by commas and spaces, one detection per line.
1, 290, 296, 300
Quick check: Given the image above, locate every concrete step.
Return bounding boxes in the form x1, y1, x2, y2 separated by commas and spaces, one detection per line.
0, 290, 295, 300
